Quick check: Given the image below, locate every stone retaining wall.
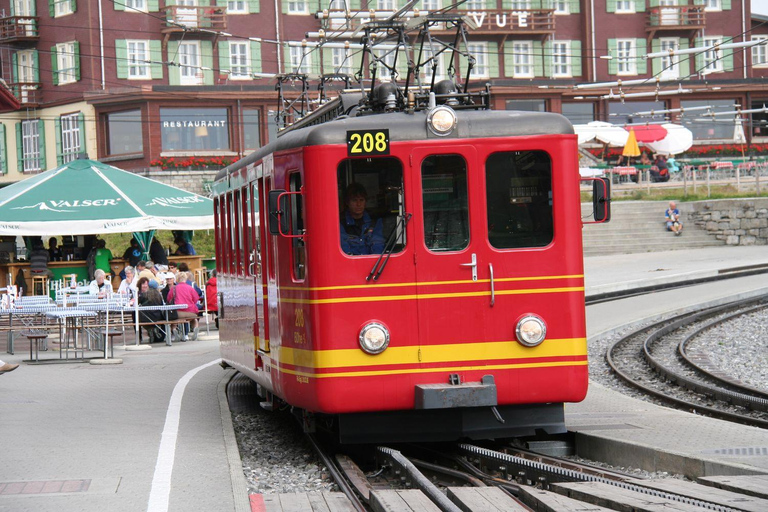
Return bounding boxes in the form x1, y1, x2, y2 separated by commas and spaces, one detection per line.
686, 198, 768, 246
130, 168, 218, 196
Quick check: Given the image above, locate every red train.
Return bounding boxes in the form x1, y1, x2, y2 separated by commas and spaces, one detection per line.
213, 84, 609, 443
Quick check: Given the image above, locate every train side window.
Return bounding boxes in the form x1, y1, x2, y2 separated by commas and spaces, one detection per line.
222, 193, 231, 274
232, 190, 242, 274
337, 157, 405, 256
485, 151, 553, 249
421, 155, 470, 252
289, 172, 306, 280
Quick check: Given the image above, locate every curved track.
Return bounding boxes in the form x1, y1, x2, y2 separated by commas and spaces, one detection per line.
606, 295, 768, 428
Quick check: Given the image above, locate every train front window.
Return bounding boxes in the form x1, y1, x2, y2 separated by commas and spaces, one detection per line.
338, 157, 405, 256
421, 155, 469, 252
486, 151, 553, 249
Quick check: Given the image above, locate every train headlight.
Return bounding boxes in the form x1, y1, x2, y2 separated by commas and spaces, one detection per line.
427, 106, 457, 136
515, 315, 546, 347
359, 322, 390, 354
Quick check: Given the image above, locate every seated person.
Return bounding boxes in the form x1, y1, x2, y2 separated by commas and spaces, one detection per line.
665, 201, 683, 236
340, 183, 385, 255
89, 269, 111, 298
640, 152, 652, 166
29, 241, 54, 279
136, 277, 165, 343
168, 271, 200, 341
174, 236, 196, 256
666, 156, 680, 173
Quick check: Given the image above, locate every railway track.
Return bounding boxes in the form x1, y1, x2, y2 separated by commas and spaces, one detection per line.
310, 439, 767, 511
606, 295, 768, 429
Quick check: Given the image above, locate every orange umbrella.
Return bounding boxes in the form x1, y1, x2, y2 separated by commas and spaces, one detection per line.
622, 129, 641, 157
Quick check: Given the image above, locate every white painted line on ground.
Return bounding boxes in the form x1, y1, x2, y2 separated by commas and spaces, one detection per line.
147, 358, 222, 512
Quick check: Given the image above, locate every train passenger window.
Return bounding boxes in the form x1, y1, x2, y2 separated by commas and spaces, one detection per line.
421, 155, 469, 252
485, 151, 553, 249
337, 157, 405, 256
289, 172, 306, 280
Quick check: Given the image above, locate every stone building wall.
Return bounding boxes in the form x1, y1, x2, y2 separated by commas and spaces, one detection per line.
686, 199, 768, 246
130, 169, 219, 197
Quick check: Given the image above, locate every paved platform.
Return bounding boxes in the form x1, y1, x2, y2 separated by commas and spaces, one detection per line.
574, 244, 768, 479
1, 245, 768, 511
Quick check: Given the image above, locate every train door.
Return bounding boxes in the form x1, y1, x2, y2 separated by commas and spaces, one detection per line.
250, 180, 267, 355
257, 172, 274, 353
411, 146, 487, 350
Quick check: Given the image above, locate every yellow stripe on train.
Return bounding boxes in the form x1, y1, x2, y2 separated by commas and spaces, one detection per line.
275, 359, 589, 379
279, 286, 585, 305
275, 338, 587, 369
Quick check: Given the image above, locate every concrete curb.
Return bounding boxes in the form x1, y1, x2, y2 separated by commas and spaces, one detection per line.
218, 367, 252, 512
89, 358, 123, 365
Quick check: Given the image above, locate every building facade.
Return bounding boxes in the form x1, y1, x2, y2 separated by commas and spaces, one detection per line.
0, 0, 764, 185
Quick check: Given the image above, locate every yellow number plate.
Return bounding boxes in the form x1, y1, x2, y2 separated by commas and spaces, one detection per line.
346, 130, 390, 156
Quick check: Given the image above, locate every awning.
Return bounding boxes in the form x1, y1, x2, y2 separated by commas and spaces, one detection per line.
644, 124, 694, 155
0, 158, 213, 236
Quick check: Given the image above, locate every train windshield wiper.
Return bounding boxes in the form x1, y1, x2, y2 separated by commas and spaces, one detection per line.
367, 213, 412, 282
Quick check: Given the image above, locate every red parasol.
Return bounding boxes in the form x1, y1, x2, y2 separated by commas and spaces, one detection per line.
624, 124, 667, 143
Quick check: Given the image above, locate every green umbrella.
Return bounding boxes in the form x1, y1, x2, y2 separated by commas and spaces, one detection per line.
0, 158, 213, 236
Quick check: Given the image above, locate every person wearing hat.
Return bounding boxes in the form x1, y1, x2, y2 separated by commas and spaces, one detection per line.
161, 272, 176, 303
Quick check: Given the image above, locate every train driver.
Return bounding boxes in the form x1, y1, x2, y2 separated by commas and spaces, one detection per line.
340, 183, 386, 255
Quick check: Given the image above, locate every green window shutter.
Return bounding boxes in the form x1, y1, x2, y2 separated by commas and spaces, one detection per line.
571, 40, 582, 77
543, 40, 552, 77
607, 39, 617, 74
530, 0, 542, 8
281, 0, 289, 14
723, 47, 734, 71
218, 40, 231, 74
114, 0, 125, 10
116, 40, 128, 79
32, 51, 39, 82
51, 46, 59, 86
533, 41, 544, 77
168, 41, 181, 85
15, 123, 22, 172
74, 41, 80, 81
635, 0, 646, 11
488, 42, 499, 78
503, 41, 514, 78
202, 41, 214, 84
9, 1, 14, 14
78, 112, 85, 156
30, 2, 36, 14
636, 39, 647, 74
49, 0, 55, 17
247, 0, 260, 13
38, 120, 46, 170
651, 39, 661, 76
569, 0, 580, 13
348, 0, 360, 8
694, 37, 703, 72
55, 118, 63, 166
150, 40, 163, 79
283, 45, 292, 71
0, 125, 6, 174
606, 0, 616, 12
71, 0, 77, 13
678, 37, 689, 76
11, 53, 17, 83
722, 0, 731, 9
148, 0, 159, 11
199, 0, 210, 5
501, 0, 511, 8
648, 0, 658, 6
250, 41, 261, 73
322, 47, 332, 74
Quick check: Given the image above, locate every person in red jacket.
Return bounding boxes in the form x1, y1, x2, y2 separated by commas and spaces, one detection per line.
206, 270, 218, 329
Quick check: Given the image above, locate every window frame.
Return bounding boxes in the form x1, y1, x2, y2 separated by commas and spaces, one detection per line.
704, 0, 721, 11
105, 109, 143, 157
553, 0, 569, 14
615, 0, 634, 13
616, 39, 636, 75
179, 41, 202, 85
552, 41, 571, 77
753, 36, 768, 68
53, 0, 74, 17
287, 0, 308, 14
127, 39, 150, 79
21, 119, 42, 173
60, 113, 81, 164
227, 0, 247, 13
126, 0, 147, 12
512, 41, 533, 78
702, 37, 723, 73
289, 46, 311, 74
467, 42, 489, 78
331, 47, 353, 75
56, 41, 77, 85
288, 171, 306, 281
229, 41, 251, 79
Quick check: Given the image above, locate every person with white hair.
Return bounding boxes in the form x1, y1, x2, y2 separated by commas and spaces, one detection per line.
118, 266, 138, 304
89, 269, 110, 298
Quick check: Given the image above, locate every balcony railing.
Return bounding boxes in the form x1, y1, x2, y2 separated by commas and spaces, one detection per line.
161, 6, 227, 33
8, 82, 41, 105
647, 6, 705, 30
0, 16, 39, 43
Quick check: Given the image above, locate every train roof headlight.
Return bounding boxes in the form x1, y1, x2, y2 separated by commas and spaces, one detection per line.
516, 315, 547, 347
359, 322, 390, 354
427, 106, 457, 136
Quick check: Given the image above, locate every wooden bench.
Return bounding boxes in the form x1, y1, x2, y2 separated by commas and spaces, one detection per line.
23, 330, 48, 362
136, 318, 189, 344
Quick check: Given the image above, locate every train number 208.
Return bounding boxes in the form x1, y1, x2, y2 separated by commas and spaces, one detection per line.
347, 129, 390, 156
